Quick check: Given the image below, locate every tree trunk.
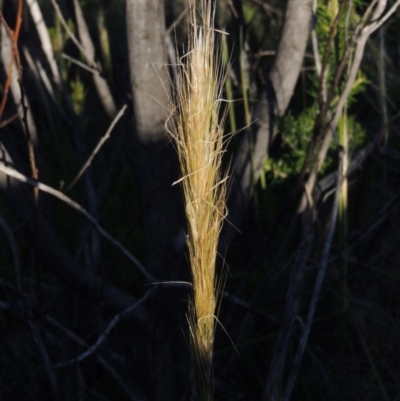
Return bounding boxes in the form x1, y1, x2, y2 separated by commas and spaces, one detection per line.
220, 0, 313, 250
125, 1, 189, 399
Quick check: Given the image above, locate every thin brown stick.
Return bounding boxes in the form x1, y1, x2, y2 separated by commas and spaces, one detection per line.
299, 0, 400, 214
66, 104, 128, 191
0, 1, 23, 118
0, 113, 18, 128
165, 5, 189, 36
0, 6, 39, 205
49, 0, 90, 65
284, 148, 344, 401
52, 289, 154, 369
0, 163, 152, 282
45, 315, 141, 401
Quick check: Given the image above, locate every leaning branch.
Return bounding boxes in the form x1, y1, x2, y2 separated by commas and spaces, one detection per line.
0, 163, 153, 282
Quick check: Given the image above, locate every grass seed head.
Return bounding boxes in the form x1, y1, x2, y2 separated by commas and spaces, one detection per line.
170, 0, 228, 399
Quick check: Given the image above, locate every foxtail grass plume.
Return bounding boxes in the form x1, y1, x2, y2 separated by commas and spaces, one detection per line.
169, 0, 228, 399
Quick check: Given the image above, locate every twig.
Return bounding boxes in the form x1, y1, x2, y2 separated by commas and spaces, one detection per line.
362, 0, 400, 35
283, 148, 344, 401
349, 299, 391, 401
318, 0, 348, 112
223, 291, 279, 324
0, 113, 18, 128
0, 163, 153, 282
61, 52, 100, 75
250, 0, 282, 16
0, 10, 39, 203
0, 36, 15, 118
72, 0, 117, 117
315, 111, 400, 202
49, 0, 90, 65
52, 289, 154, 369
27, 0, 61, 87
45, 316, 143, 401
0, 212, 22, 293
311, 0, 325, 101
341, 187, 400, 258
300, 0, 400, 214
226, 0, 239, 18
28, 317, 61, 400
66, 104, 128, 191
315, 145, 371, 200
0, 0, 22, 118
165, 5, 189, 36
253, 50, 276, 58
22, 46, 76, 134
263, 229, 314, 400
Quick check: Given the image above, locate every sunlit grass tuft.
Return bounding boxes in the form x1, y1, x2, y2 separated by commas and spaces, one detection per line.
168, 0, 228, 399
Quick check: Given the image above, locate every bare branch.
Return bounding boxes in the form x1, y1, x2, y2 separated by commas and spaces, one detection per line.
28, 317, 62, 400
72, 0, 117, 118
221, 0, 313, 250
66, 104, 128, 191
0, 163, 153, 282
52, 289, 154, 369
50, 0, 89, 63
299, 0, 400, 214
46, 315, 144, 401
283, 148, 344, 401
0, 212, 22, 293
26, 0, 62, 87
61, 53, 101, 76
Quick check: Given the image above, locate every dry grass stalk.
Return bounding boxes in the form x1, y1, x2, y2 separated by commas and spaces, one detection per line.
169, 0, 228, 399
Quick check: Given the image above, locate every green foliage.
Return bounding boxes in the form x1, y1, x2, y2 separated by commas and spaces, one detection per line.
314, 0, 366, 97
263, 107, 317, 186
97, 9, 113, 77
242, 1, 261, 30
48, 17, 75, 55
346, 113, 367, 150
261, 0, 370, 189
262, 104, 366, 187
69, 74, 86, 115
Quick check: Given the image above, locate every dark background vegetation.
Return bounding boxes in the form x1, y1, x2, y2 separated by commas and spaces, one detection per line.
0, 0, 400, 400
